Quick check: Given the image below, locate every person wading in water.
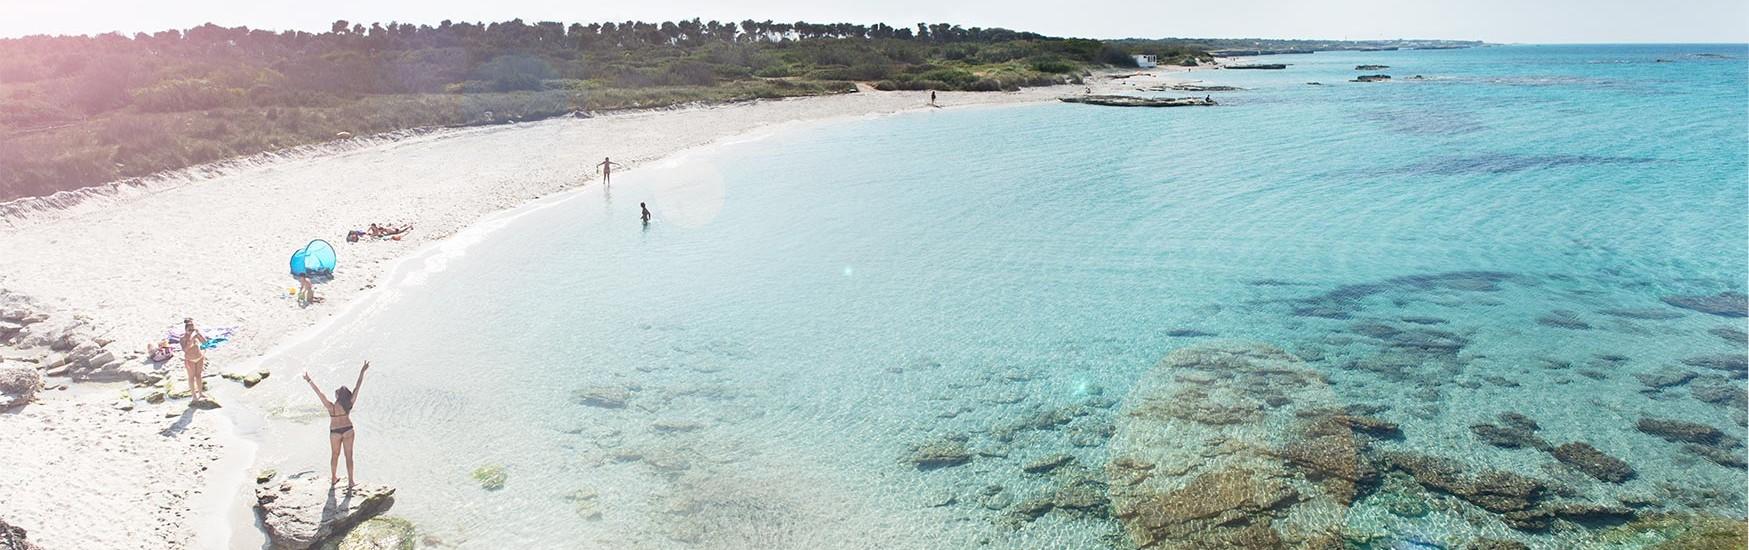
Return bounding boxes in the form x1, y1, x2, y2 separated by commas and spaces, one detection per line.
303, 361, 370, 489
640, 202, 652, 225
596, 157, 623, 185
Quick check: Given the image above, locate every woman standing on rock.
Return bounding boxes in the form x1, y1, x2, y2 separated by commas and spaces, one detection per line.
180, 318, 208, 401
303, 361, 369, 489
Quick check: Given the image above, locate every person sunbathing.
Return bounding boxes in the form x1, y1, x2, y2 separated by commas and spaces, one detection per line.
367, 223, 413, 237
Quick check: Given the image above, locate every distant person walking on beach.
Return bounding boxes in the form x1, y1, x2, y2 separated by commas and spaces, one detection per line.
640, 202, 652, 225
180, 318, 209, 401
929, 91, 937, 106
596, 157, 623, 185
304, 361, 370, 489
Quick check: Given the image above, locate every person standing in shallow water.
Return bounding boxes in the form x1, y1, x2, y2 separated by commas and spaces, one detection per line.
596, 157, 623, 185
640, 202, 652, 225
304, 361, 369, 489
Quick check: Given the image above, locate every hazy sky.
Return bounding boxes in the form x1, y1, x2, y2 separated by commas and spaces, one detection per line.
3, 0, 1746, 43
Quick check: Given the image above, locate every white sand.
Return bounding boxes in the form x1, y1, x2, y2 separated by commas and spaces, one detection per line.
0, 69, 1208, 549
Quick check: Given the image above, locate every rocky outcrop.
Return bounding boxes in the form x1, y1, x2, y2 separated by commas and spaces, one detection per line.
1550, 442, 1635, 483
330, 516, 415, 550
1352, 74, 1391, 82
908, 436, 973, 470
1108, 342, 1355, 549
254, 470, 396, 550
1059, 95, 1216, 108
1680, 354, 1746, 378
1661, 292, 1748, 317
1636, 418, 1723, 445
1355, 64, 1390, 70
572, 386, 629, 408
1227, 63, 1288, 69
1378, 452, 1546, 513
0, 366, 41, 410
0, 518, 43, 550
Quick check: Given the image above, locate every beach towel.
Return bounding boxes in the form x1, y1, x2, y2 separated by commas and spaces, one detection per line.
167, 325, 235, 350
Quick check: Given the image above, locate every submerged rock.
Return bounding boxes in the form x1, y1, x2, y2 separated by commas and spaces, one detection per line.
908, 437, 972, 470
332, 516, 416, 550
1378, 452, 1547, 513
1108, 342, 1355, 548
1471, 423, 1549, 451
572, 386, 629, 408
1636, 418, 1723, 445
1536, 310, 1592, 330
1465, 538, 1529, 550
255, 471, 395, 550
1689, 376, 1747, 407
1683, 443, 1747, 468
1661, 292, 1748, 317
471, 465, 508, 490
1022, 453, 1075, 474
1550, 442, 1635, 483
1679, 354, 1747, 377
1635, 368, 1698, 390
1708, 326, 1747, 344
1598, 308, 1686, 320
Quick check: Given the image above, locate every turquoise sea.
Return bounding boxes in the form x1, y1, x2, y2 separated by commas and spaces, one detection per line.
247, 44, 1747, 549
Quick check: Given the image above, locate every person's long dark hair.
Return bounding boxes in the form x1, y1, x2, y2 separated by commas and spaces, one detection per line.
335, 386, 354, 412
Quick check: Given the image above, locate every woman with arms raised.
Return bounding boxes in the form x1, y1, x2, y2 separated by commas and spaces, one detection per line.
303, 361, 370, 489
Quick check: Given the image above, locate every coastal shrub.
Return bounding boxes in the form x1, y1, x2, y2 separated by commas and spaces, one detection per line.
913, 67, 977, 88
1097, 45, 1139, 67
474, 55, 556, 92
662, 60, 716, 86
131, 79, 245, 112
1028, 56, 1077, 74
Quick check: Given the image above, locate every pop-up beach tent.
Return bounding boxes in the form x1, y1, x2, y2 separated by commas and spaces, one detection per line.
289, 239, 337, 277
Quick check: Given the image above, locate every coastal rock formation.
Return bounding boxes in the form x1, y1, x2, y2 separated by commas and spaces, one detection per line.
1635, 368, 1697, 391
1680, 354, 1746, 378
1355, 64, 1390, 70
1107, 342, 1356, 549
1377, 452, 1547, 513
1550, 442, 1635, 483
0, 366, 41, 409
1227, 63, 1288, 69
1661, 292, 1748, 317
1059, 95, 1216, 107
331, 516, 416, 550
1708, 326, 1747, 344
573, 386, 629, 408
254, 471, 396, 550
908, 436, 973, 470
1636, 418, 1723, 445
1536, 310, 1591, 330
0, 518, 43, 550
1352, 74, 1391, 82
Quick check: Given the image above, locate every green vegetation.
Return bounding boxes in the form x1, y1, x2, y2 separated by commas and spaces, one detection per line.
0, 19, 1179, 201
471, 464, 507, 490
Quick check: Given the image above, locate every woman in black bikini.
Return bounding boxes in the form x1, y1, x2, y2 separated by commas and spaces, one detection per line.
303, 361, 369, 488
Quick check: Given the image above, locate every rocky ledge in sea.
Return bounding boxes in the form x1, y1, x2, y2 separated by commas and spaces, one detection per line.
1059, 95, 1216, 108
254, 470, 398, 550
1106, 342, 1377, 548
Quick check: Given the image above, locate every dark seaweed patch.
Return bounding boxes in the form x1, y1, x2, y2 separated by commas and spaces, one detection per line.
1403, 154, 1657, 175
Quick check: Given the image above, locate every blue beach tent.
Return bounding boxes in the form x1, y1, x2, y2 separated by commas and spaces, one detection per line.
289, 239, 338, 277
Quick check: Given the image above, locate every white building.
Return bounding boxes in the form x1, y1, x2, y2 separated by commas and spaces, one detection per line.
1133, 54, 1158, 68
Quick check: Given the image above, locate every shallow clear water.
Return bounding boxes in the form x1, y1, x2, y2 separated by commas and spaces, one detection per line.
248, 44, 1747, 549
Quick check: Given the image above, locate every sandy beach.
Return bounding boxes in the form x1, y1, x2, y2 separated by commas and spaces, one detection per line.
0, 67, 1214, 549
